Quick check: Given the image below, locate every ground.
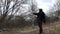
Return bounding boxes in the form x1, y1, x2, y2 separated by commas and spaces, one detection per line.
0, 21, 60, 34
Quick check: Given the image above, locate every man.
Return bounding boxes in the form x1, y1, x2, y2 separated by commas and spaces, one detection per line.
33, 9, 45, 34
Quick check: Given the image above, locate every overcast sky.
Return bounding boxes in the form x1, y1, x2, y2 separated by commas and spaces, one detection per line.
36, 0, 55, 13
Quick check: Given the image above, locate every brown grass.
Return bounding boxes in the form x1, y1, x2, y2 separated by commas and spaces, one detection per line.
0, 21, 60, 34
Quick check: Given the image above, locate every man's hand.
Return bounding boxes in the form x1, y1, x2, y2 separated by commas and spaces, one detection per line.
33, 13, 38, 15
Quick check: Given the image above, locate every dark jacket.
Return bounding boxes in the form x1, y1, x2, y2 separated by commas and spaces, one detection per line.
33, 9, 45, 22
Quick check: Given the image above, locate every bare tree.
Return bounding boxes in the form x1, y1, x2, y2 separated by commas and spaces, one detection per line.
0, 0, 27, 26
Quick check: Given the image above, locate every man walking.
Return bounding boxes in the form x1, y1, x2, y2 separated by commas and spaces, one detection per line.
33, 9, 45, 34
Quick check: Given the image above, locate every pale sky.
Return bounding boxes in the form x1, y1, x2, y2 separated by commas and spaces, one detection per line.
36, 0, 55, 13
9, 0, 56, 16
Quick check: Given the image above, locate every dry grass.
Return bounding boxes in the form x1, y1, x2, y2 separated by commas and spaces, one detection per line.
0, 21, 60, 34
